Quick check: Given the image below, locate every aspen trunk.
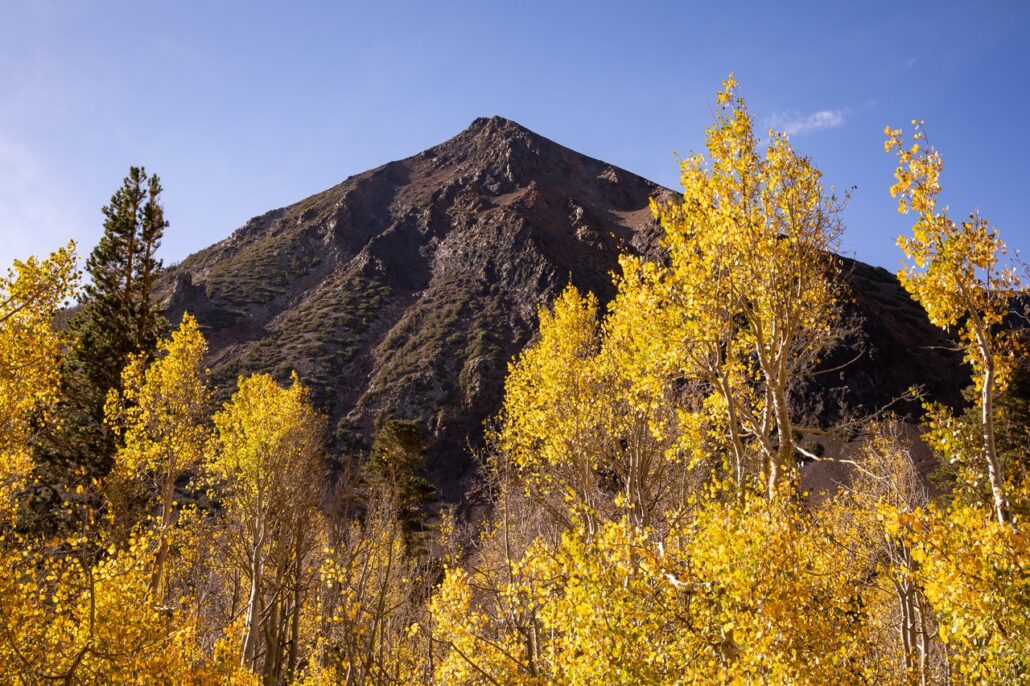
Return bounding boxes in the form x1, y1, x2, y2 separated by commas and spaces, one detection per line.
898, 582, 913, 672
151, 474, 175, 601
243, 517, 266, 670
287, 527, 304, 680
980, 361, 1010, 524
242, 557, 263, 669
717, 373, 746, 496
768, 383, 794, 501
915, 592, 929, 686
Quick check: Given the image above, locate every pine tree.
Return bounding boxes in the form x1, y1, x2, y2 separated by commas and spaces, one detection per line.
35, 167, 169, 494
364, 420, 436, 548
76, 167, 168, 396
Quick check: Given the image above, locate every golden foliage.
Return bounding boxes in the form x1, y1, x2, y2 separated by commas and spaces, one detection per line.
210, 372, 326, 682
630, 75, 846, 498
0, 527, 220, 683
887, 123, 1023, 523
0, 242, 78, 520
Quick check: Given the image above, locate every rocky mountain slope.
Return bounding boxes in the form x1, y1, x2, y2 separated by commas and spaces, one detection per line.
158, 117, 965, 498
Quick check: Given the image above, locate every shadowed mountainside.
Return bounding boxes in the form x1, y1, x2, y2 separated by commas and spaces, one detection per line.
158, 116, 965, 498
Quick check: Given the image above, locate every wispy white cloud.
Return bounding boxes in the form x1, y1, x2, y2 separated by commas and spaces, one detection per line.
765, 109, 847, 137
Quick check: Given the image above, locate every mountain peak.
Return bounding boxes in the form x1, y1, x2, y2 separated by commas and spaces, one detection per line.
464, 115, 534, 136
443, 115, 548, 159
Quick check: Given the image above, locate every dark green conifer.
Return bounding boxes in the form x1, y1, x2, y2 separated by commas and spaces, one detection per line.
35, 167, 169, 490
364, 420, 436, 549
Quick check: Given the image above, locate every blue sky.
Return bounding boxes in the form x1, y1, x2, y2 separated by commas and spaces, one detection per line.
1, 0, 1028, 271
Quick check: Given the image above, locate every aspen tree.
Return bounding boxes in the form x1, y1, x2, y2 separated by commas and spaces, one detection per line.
647, 75, 846, 498
210, 373, 325, 682
886, 124, 1023, 524
106, 313, 211, 599
0, 242, 78, 520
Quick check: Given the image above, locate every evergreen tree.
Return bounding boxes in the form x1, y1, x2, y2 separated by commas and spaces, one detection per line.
36, 167, 169, 489
76, 167, 168, 394
364, 420, 436, 548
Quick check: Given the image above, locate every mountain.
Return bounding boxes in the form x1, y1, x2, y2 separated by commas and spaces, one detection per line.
158, 116, 965, 499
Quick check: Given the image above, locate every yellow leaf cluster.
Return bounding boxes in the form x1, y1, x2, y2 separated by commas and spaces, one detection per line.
0, 241, 78, 520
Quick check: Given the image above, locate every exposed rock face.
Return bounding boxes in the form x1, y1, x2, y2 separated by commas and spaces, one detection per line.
159, 116, 965, 499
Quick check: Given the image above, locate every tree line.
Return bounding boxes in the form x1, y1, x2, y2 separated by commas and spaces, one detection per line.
0, 77, 1027, 684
